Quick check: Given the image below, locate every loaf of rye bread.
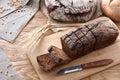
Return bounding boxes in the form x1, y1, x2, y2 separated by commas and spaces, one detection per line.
61, 20, 119, 59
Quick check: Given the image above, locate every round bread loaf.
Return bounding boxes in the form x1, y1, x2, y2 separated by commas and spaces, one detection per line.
45, 0, 102, 22
102, 0, 120, 22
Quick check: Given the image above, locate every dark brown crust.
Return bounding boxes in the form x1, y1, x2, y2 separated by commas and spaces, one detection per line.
61, 20, 119, 59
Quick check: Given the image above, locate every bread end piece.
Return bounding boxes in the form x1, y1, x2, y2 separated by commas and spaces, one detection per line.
37, 53, 58, 71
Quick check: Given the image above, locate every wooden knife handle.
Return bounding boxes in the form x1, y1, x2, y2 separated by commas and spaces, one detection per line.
81, 59, 113, 69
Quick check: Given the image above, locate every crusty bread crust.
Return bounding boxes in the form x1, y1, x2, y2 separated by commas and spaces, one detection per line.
102, 0, 120, 22
61, 20, 119, 59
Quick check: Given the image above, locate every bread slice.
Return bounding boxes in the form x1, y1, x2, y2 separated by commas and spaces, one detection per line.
37, 46, 71, 71
37, 53, 58, 71
48, 45, 72, 64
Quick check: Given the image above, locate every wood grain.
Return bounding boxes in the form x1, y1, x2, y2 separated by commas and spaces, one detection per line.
0, 10, 120, 80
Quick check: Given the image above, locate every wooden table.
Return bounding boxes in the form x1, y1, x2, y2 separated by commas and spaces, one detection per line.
0, 11, 120, 80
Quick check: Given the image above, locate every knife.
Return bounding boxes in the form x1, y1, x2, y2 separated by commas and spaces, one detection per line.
57, 59, 113, 75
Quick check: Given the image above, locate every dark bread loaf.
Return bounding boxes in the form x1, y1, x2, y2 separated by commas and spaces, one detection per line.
45, 0, 102, 22
37, 53, 58, 71
48, 46, 71, 64
61, 20, 119, 59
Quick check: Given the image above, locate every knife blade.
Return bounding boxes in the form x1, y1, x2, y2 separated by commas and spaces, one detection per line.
57, 59, 113, 75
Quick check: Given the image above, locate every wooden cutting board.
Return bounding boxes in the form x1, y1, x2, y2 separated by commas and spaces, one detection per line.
28, 25, 120, 80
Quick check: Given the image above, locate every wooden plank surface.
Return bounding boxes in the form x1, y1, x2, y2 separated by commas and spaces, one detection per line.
0, 11, 120, 80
